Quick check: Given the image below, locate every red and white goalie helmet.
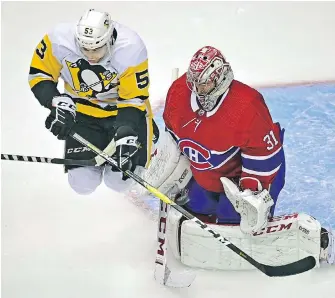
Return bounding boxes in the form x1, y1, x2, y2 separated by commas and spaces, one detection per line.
75, 9, 114, 50
186, 46, 234, 111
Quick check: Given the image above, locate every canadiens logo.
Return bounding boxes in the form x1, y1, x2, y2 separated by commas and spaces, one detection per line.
66, 58, 118, 98
178, 139, 240, 171
179, 139, 213, 170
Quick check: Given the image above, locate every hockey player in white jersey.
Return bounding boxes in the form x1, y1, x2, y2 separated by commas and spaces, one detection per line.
29, 9, 158, 194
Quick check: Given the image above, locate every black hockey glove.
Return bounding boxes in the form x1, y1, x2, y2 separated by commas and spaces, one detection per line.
112, 125, 140, 180
45, 94, 76, 140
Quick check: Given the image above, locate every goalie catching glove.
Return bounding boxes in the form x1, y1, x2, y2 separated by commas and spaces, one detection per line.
220, 177, 274, 234
45, 94, 76, 140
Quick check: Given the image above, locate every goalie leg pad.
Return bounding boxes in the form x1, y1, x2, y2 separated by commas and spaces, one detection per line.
134, 130, 192, 196
167, 212, 321, 270
166, 207, 184, 261
320, 227, 335, 265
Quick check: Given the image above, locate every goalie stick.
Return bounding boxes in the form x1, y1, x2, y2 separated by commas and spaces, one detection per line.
154, 200, 196, 287
153, 67, 196, 287
69, 131, 317, 279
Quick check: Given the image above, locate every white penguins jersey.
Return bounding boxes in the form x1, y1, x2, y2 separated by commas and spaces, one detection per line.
29, 21, 152, 118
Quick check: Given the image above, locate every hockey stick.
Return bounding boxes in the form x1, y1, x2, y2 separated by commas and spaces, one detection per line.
1, 153, 98, 167
153, 67, 196, 287
1, 137, 117, 167
70, 131, 317, 278
155, 200, 196, 287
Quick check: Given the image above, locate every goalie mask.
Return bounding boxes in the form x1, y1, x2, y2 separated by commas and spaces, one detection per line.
75, 9, 114, 63
186, 46, 234, 111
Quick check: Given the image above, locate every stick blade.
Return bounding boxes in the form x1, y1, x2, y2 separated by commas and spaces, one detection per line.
154, 263, 196, 288
263, 256, 316, 277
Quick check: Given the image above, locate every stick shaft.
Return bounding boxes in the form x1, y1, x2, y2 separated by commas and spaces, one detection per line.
1, 153, 97, 166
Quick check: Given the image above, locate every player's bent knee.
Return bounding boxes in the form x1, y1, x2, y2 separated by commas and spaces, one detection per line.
103, 166, 135, 192
68, 166, 103, 195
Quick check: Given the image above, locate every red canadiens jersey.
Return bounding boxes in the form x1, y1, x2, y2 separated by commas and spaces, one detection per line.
163, 74, 284, 193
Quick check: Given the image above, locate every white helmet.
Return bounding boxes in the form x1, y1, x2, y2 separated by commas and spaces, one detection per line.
75, 9, 114, 50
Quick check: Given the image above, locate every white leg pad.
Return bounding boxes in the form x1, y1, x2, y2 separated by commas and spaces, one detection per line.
166, 207, 184, 261
132, 130, 192, 197
167, 212, 322, 270
68, 166, 103, 195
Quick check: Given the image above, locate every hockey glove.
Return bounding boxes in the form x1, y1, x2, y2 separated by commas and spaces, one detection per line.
45, 94, 76, 140
220, 177, 274, 234
112, 126, 140, 179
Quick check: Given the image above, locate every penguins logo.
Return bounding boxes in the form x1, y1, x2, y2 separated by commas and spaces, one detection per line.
66, 59, 118, 98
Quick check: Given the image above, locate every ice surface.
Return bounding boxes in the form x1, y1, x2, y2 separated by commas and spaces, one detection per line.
1, 2, 335, 298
